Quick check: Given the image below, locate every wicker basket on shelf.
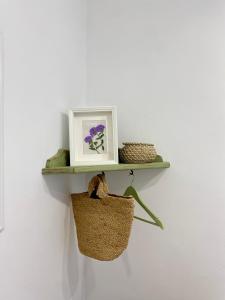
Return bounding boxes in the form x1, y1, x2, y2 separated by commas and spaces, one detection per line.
119, 142, 157, 163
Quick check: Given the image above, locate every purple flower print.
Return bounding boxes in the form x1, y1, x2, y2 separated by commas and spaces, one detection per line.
84, 123, 105, 154
96, 124, 105, 133
84, 135, 92, 143
89, 127, 97, 137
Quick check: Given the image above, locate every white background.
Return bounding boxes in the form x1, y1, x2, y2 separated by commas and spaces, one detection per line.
86, 1, 225, 300
1, 0, 225, 300
0, 1, 86, 299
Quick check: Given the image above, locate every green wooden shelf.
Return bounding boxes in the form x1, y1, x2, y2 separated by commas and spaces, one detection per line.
42, 149, 170, 175
42, 161, 170, 175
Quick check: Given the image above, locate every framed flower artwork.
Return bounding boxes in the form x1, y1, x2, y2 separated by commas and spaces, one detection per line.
68, 107, 118, 166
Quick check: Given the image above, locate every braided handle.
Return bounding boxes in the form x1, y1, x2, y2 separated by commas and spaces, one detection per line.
88, 174, 109, 198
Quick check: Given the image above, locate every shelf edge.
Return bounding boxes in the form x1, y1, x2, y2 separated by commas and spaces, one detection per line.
42, 162, 170, 175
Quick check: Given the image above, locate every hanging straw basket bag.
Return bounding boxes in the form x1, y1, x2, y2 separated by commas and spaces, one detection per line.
71, 174, 135, 261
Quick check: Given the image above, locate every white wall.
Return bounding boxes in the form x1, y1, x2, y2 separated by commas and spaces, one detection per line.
86, 1, 225, 300
1, 1, 225, 300
0, 1, 86, 299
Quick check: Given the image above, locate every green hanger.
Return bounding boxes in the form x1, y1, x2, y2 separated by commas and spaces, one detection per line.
123, 185, 164, 230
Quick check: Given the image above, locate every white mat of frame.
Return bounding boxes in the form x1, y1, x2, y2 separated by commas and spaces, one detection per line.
0, 33, 4, 231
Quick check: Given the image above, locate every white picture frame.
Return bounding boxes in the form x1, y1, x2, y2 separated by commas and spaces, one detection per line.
69, 107, 118, 166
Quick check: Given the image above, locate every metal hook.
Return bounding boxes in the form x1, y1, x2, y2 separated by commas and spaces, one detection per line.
129, 169, 135, 186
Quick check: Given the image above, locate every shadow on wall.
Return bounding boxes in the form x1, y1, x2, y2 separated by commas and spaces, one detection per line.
86, 168, 167, 194
60, 112, 70, 150
62, 203, 79, 299
42, 173, 97, 300
42, 174, 84, 299
80, 256, 96, 300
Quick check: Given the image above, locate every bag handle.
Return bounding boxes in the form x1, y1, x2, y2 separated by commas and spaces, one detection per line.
88, 174, 109, 199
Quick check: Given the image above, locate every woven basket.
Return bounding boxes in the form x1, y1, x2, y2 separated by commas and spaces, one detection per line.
119, 142, 157, 163
71, 174, 134, 261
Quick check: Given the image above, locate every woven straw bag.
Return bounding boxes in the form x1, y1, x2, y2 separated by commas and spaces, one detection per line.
71, 174, 134, 261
